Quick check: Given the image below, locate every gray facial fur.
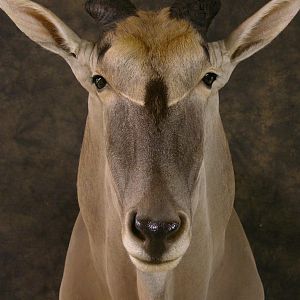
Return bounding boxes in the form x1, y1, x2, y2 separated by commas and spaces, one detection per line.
105, 94, 204, 221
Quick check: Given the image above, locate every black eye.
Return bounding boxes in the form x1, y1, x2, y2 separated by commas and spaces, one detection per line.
92, 75, 107, 90
202, 73, 218, 88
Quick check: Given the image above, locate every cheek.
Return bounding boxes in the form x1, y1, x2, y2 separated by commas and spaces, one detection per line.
165, 98, 204, 191
105, 102, 136, 195
176, 133, 203, 195
177, 136, 203, 191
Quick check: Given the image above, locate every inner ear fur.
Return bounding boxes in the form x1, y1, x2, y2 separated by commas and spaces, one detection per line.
225, 0, 300, 63
26, 7, 75, 56
0, 0, 81, 58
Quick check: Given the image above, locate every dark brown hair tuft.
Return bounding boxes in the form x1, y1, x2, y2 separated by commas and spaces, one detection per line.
145, 78, 169, 127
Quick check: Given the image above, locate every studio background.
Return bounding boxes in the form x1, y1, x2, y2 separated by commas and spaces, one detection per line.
0, 0, 299, 299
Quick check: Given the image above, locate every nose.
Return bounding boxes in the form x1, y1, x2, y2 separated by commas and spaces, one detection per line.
125, 212, 190, 264
133, 215, 181, 242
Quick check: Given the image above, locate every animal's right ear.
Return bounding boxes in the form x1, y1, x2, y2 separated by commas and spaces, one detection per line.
224, 0, 300, 64
0, 0, 81, 59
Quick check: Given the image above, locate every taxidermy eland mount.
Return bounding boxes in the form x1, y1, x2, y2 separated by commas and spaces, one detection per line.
0, 0, 299, 299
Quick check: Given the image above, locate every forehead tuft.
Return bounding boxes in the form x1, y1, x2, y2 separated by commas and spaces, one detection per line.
98, 8, 209, 105
115, 8, 204, 48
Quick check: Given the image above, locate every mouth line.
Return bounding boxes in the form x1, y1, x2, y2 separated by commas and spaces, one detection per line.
130, 255, 181, 266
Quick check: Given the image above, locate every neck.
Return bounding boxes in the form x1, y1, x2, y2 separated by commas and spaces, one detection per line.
137, 271, 174, 300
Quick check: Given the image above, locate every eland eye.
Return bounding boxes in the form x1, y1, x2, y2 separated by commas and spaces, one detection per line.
92, 75, 107, 90
202, 73, 218, 88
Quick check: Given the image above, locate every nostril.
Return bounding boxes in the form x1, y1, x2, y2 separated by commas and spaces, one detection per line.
166, 221, 180, 238
131, 214, 146, 241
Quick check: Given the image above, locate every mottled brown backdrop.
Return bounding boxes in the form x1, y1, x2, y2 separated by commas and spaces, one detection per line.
0, 0, 299, 299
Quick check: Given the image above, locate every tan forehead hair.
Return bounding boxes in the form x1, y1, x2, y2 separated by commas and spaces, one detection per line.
99, 8, 209, 106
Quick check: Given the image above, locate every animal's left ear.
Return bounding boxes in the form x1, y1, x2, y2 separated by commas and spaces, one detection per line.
224, 0, 300, 64
0, 0, 81, 59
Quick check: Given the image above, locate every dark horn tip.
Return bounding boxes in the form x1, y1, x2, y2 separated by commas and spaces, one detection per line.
85, 0, 136, 26
170, 0, 221, 34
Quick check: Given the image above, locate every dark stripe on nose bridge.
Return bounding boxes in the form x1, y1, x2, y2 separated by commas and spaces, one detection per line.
145, 78, 168, 125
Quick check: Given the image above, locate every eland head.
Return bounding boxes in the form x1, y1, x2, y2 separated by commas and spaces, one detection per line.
1, 0, 299, 298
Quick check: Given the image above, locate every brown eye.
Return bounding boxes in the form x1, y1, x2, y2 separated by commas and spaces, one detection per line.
202, 73, 218, 88
92, 75, 107, 90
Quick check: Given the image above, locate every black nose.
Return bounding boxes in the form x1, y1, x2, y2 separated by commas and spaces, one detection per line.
133, 216, 181, 242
